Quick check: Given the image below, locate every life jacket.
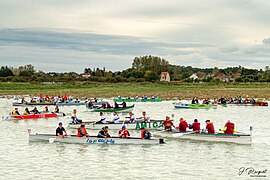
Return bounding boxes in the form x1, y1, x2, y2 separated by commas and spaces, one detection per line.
77, 127, 87, 137
206, 122, 215, 134
141, 128, 151, 139
23, 110, 30, 115
12, 110, 19, 115
119, 129, 129, 138
162, 120, 173, 130
179, 120, 188, 132
192, 122, 200, 131
224, 122, 234, 134
54, 108, 59, 113
44, 108, 49, 112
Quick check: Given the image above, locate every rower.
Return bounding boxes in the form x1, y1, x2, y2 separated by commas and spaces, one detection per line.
43, 106, 49, 113
112, 112, 120, 123
31, 107, 40, 114
127, 112, 135, 123
106, 102, 112, 109
77, 123, 90, 137
101, 102, 106, 109
71, 109, 82, 124
219, 120, 236, 134
23, 108, 30, 115
12, 108, 20, 115
118, 126, 130, 138
121, 100, 127, 108
189, 119, 200, 132
162, 116, 175, 131
54, 105, 59, 113
178, 118, 188, 132
97, 126, 111, 138
139, 111, 150, 122
96, 112, 107, 124
205, 120, 215, 134
56, 122, 67, 138
114, 101, 119, 109
140, 127, 151, 139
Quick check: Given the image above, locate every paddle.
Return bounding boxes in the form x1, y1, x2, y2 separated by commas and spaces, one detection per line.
172, 131, 194, 137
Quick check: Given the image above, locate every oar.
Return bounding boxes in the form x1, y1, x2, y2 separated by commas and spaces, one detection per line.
172, 131, 194, 137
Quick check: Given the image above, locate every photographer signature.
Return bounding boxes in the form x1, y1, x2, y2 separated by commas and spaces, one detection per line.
239, 167, 267, 177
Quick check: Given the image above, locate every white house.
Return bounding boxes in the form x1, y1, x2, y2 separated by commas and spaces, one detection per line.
189, 73, 198, 79
160, 72, 170, 82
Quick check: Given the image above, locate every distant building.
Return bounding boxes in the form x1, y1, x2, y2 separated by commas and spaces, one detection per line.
160, 72, 170, 82
189, 73, 198, 80
71, 73, 80, 78
80, 73, 91, 78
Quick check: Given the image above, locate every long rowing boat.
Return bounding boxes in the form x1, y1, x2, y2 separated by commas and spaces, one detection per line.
87, 104, 135, 113
68, 120, 164, 130
174, 103, 216, 109
12, 102, 55, 106
154, 129, 252, 144
226, 102, 268, 106
114, 98, 162, 102
29, 133, 164, 145
56, 101, 86, 106
4, 113, 65, 120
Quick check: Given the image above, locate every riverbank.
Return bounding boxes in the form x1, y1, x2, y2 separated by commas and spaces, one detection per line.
0, 82, 269, 100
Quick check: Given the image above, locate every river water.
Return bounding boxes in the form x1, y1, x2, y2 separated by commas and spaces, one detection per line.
0, 98, 269, 180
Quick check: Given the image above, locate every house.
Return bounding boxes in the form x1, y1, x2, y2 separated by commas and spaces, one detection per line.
189, 73, 198, 80
80, 73, 91, 78
71, 73, 80, 78
212, 73, 231, 82
160, 72, 170, 82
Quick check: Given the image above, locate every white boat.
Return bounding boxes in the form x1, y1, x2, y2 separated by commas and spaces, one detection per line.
29, 133, 164, 145
155, 128, 252, 144
68, 120, 164, 130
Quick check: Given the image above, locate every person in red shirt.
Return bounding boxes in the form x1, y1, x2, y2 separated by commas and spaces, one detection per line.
189, 119, 200, 132
178, 118, 188, 132
220, 120, 235, 134
162, 116, 175, 131
140, 127, 151, 139
205, 120, 215, 134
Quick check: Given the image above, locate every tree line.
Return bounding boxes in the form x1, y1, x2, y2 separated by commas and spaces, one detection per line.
0, 55, 269, 83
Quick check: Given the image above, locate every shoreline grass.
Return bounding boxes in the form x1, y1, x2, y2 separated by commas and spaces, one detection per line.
0, 82, 269, 100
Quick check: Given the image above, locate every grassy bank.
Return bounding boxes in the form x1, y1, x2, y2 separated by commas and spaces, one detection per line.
0, 82, 269, 100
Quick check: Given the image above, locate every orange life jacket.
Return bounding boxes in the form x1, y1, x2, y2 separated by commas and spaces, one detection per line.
77, 127, 87, 137
119, 129, 129, 138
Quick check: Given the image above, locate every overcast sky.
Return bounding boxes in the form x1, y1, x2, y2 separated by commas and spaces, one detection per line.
0, 0, 269, 72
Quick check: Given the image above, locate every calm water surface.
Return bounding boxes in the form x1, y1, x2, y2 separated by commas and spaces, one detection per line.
0, 99, 269, 180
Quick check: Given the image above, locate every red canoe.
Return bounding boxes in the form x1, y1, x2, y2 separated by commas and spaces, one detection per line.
10, 113, 58, 120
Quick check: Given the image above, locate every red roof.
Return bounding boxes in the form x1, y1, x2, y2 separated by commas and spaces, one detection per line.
160, 72, 169, 76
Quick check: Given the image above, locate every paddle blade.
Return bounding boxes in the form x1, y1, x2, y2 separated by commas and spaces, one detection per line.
49, 138, 56, 143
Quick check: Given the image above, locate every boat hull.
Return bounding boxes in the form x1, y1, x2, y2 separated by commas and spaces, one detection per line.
12, 102, 55, 106
7, 113, 60, 120
174, 104, 214, 109
68, 120, 164, 130
56, 102, 86, 106
89, 105, 135, 113
29, 134, 163, 145
114, 98, 162, 102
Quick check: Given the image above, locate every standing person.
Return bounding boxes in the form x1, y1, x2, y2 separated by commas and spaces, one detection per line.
139, 111, 150, 122
23, 108, 30, 115
189, 119, 200, 132
162, 116, 175, 131
111, 112, 120, 123
12, 108, 20, 115
178, 118, 188, 132
97, 126, 111, 138
205, 120, 215, 134
96, 112, 107, 124
220, 120, 236, 134
56, 122, 67, 138
77, 123, 90, 137
118, 126, 130, 138
71, 109, 82, 124
140, 127, 151, 139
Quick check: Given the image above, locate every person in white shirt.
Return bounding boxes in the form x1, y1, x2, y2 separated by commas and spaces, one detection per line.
96, 112, 107, 124
112, 112, 120, 123
138, 111, 150, 122
126, 112, 136, 123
